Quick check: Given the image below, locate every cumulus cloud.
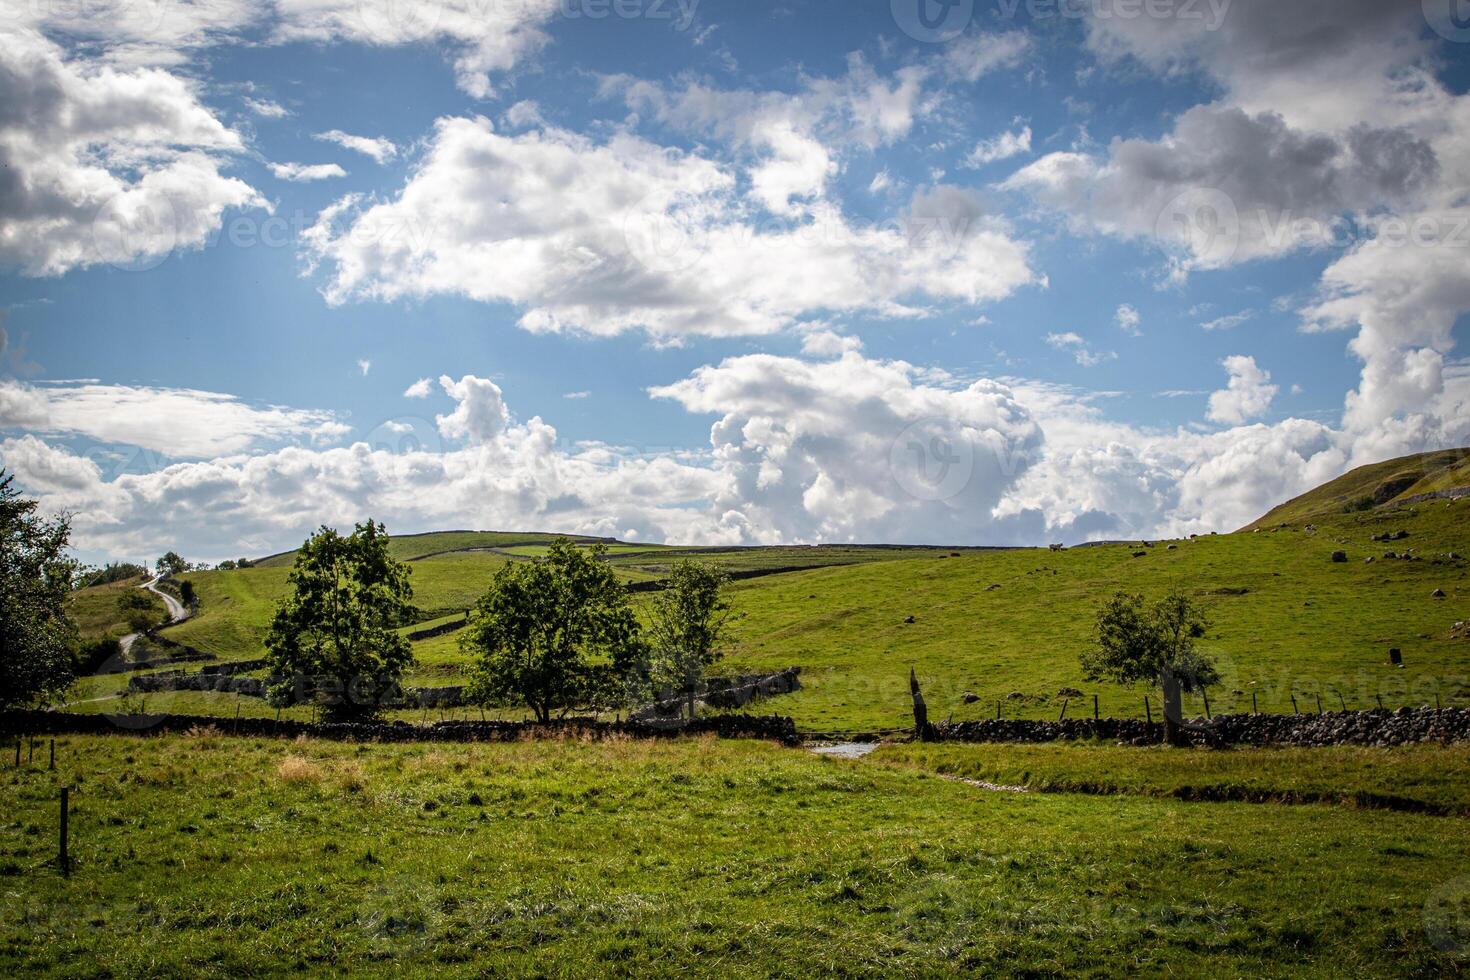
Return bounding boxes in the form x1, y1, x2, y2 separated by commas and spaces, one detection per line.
272, 0, 562, 97
1114, 304, 1141, 335
1010, 0, 1470, 473
1045, 332, 1116, 368
1207, 356, 1278, 425
1003, 105, 1439, 271
269, 161, 347, 182
0, 29, 264, 277
244, 97, 289, 118
965, 125, 1031, 168
0, 381, 346, 457
303, 117, 1037, 340
435, 375, 509, 446
4, 349, 1458, 559
403, 378, 434, 399
314, 129, 398, 163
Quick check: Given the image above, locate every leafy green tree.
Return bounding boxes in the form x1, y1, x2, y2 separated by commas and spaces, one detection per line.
177, 580, 197, 609
264, 521, 415, 720
462, 539, 645, 723
117, 590, 160, 634
0, 472, 78, 710
156, 551, 189, 577
1081, 591, 1217, 746
648, 561, 733, 719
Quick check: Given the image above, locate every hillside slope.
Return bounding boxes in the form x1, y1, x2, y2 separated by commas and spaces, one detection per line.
1248, 448, 1470, 529
65, 463, 1470, 732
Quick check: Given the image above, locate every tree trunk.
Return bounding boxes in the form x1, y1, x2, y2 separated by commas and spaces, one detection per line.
1161, 668, 1186, 747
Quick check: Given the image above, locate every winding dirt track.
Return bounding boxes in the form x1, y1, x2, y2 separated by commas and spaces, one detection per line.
119, 576, 190, 656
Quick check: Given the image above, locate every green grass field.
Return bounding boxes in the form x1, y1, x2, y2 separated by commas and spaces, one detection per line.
59, 454, 1470, 734
2, 733, 1467, 977
873, 742, 1470, 814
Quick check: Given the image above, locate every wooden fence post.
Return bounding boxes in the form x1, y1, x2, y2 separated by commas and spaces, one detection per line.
49, 739, 55, 771
995, 701, 1001, 721
1093, 694, 1099, 720
1251, 692, 1258, 714
1201, 689, 1211, 719
1057, 699, 1068, 721
1376, 694, 1385, 711
1315, 694, 1323, 714
1290, 695, 1299, 714
1144, 696, 1152, 724
1337, 693, 1346, 712
58, 787, 70, 876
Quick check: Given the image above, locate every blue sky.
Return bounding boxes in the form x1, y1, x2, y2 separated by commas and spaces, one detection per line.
1, 0, 1467, 563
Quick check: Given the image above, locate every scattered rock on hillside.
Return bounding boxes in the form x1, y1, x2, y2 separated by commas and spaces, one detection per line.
1057, 687, 1083, 699
903, 615, 916, 624
1331, 551, 1348, 563
985, 584, 1001, 591
962, 692, 980, 704
1432, 589, 1447, 599
1132, 551, 1148, 558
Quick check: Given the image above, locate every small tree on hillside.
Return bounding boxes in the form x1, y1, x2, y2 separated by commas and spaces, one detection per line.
118, 590, 160, 634
462, 539, 645, 723
0, 472, 78, 710
648, 561, 733, 719
1081, 591, 1217, 746
264, 521, 415, 720
156, 551, 189, 578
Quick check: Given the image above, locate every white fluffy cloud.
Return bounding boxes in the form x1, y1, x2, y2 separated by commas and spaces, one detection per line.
1114, 304, 1141, 336
1045, 332, 1115, 368
269, 161, 347, 182
1007, 0, 1470, 476
314, 129, 398, 163
0, 381, 347, 457
304, 116, 1037, 339
1207, 356, 1278, 425
965, 126, 1031, 168
272, 0, 562, 97
0, 29, 264, 276
6, 349, 1460, 560
435, 375, 509, 446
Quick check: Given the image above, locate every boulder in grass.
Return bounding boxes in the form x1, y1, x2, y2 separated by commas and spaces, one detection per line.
1331, 551, 1348, 563
1432, 589, 1447, 599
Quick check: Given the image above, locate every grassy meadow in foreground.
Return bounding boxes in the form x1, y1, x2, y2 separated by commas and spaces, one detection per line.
2, 734, 1468, 977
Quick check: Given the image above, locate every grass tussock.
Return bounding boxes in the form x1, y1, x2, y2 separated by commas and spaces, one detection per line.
276, 755, 323, 784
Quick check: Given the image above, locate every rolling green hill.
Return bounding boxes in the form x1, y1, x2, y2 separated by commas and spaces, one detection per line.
64, 452, 1470, 731
1248, 448, 1470, 528
253, 530, 615, 567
